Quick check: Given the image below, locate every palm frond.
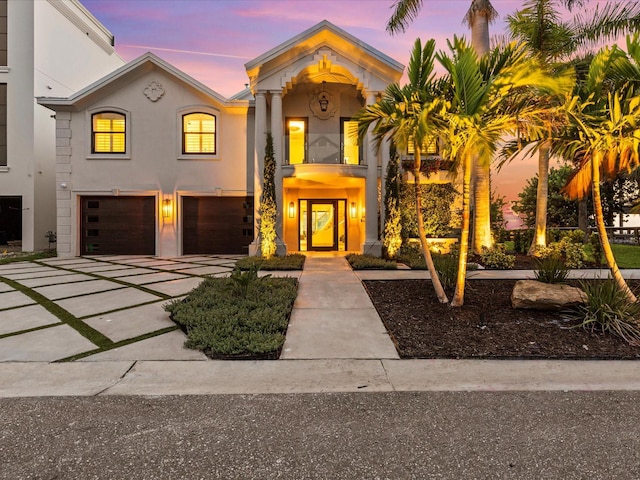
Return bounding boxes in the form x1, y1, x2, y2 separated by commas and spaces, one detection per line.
570, 1, 640, 51
387, 0, 424, 35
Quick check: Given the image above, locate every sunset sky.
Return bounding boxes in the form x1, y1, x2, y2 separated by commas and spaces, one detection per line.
78, 0, 608, 205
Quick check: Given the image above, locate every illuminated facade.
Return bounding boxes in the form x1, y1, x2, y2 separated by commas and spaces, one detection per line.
39, 20, 435, 257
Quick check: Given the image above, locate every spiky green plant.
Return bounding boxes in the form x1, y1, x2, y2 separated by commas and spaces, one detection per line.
569, 278, 640, 346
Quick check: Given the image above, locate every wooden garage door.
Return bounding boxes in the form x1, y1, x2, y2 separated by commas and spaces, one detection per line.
182, 196, 253, 254
81, 196, 155, 255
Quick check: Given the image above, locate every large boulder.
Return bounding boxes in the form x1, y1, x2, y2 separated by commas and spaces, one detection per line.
511, 280, 587, 310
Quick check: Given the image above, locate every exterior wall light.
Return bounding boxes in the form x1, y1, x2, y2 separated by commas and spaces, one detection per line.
318, 81, 329, 112
162, 197, 173, 219
288, 201, 295, 218
350, 202, 357, 219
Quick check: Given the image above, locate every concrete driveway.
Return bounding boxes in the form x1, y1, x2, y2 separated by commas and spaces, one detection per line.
0, 255, 250, 362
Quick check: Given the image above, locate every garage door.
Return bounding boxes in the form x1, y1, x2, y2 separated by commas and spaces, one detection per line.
182, 196, 253, 254
81, 196, 155, 255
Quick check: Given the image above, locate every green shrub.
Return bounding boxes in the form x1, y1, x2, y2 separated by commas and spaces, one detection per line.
164, 275, 298, 356
533, 256, 570, 284
399, 183, 457, 239
568, 279, 640, 346
479, 244, 515, 269
345, 253, 397, 270
432, 252, 458, 290
236, 254, 305, 271
560, 229, 586, 244
0, 250, 56, 265
512, 229, 534, 254
397, 243, 426, 269
589, 233, 604, 267
534, 237, 585, 269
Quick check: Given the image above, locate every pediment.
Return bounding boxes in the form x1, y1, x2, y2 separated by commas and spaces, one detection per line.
245, 20, 403, 96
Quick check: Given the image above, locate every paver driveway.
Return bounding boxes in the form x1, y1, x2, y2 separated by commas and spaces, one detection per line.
0, 255, 246, 362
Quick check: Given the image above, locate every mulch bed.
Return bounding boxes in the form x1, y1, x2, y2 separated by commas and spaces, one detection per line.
363, 278, 640, 359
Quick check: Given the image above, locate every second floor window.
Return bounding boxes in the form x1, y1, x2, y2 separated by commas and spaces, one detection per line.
183, 113, 216, 154
92, 112, 126, 153
407, 137, 438, 156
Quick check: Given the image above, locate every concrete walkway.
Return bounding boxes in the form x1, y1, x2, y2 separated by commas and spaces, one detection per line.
281, 256, 398, 359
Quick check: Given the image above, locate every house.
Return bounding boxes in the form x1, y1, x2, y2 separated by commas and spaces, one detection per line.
38, 20, 457, 258
0, 0, 124, 252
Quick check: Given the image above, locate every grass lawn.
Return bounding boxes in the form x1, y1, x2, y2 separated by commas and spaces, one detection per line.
0, 250, 56, 265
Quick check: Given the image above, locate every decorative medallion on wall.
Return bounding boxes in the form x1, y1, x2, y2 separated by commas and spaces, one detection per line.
309, 82, 338, 120
144, 81, 165, 102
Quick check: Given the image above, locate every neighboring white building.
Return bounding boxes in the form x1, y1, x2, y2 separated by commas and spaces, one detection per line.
0, 0, 124, 251
39, 20, 457, 258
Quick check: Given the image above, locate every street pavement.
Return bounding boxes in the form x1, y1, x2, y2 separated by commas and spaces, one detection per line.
2, 391, 640, 479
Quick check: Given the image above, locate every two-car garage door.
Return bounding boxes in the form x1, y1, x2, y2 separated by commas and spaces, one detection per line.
182, 196, 253, 254
80, 195, 253, 255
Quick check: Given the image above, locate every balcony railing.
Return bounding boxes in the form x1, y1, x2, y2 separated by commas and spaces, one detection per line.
286, 133, 363, 166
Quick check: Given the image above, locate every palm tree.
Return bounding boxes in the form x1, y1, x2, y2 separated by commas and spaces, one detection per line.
507, 0, 640, 254
559, 36, 640, 302
354, 38, 449, 303
387, 0, 498, 254
465, 1, 499, 254
436, 37, 570, 306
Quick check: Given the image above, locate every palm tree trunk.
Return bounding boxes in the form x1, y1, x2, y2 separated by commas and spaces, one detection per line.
452, 152, 473, 307
471, 13, 490, 55
472, 158, 492, 253
592, 154, 637, 303
578, 197, 588, 234
414, 152, 449, 304
528, 140, 551, 254
469, 3, 492, 254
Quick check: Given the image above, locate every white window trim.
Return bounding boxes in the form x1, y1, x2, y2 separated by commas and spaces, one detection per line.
177, 105, 220, 161
85, 107, 131, 160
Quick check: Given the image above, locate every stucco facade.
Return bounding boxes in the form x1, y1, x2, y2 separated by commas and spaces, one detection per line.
39, 21, 457, 258
0, 0, 124, 251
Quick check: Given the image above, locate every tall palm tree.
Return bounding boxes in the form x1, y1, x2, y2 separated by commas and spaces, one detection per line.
559, 36, 640, 302
354, 38, 449, 303
436, 37, 570, 306
387, 0, 498, 254
507, 0, 640, 254
465, 1, 499, 254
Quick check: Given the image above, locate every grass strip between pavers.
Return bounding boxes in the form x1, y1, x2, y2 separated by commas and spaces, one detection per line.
34, 260, 176, 301
0, 322, 63, 340
55, 326, 180, 362
0, 277, 114, 349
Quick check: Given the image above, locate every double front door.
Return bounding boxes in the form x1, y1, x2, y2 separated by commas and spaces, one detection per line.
299, 199, 346, 251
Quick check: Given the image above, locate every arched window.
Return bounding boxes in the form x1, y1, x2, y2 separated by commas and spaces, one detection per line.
92, 112, 126, 153
183, 112, 216, 154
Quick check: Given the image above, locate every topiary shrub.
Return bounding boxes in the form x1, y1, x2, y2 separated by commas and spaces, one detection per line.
383, 146, 403, 259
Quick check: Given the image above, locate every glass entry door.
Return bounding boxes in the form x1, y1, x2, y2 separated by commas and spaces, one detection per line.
299, 200, 346, 251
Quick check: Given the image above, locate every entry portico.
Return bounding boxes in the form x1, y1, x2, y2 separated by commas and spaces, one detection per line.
245, 20, 403, 255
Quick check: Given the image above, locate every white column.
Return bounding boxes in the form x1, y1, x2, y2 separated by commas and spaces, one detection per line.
250, 91, 268, 255
270, 90, 286, 255
363, 91, 381, 256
